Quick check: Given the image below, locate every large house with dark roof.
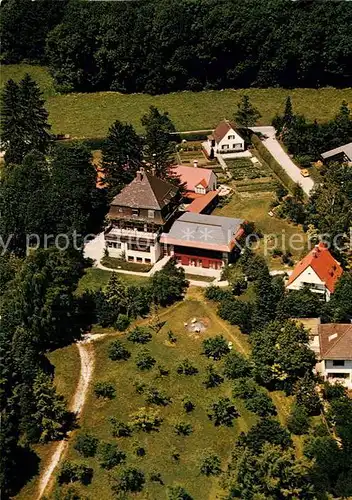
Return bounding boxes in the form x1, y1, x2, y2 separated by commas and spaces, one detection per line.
105, 168, 179, 264
160, 212, 245, 269
206, 119, 245, 155
286, 242, 343, 301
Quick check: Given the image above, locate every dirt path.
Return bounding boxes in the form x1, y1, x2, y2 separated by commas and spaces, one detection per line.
37, 337, 97, 499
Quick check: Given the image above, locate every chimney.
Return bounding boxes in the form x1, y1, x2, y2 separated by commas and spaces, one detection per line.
151, 166, 156, 176
136, 168, 144, 182
193, 159, 198, 168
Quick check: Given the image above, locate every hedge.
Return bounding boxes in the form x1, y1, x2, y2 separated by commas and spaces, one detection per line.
251, 134, 296, 194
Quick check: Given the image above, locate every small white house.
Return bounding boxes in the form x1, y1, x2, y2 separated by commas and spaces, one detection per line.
314, 323, 352, 390
286, 243, 343, 302
206, 120, 245, 155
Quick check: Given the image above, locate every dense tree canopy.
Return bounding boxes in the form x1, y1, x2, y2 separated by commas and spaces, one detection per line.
1, 0, 351, 93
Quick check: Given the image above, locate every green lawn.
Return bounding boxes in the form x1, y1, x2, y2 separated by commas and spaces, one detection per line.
214, 193, 308, 269
55, 298, 256, 499
76, 268, 148, 295
2, 65, 351, 138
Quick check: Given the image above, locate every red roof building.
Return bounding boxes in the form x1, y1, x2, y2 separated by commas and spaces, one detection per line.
286, 242, 343, 301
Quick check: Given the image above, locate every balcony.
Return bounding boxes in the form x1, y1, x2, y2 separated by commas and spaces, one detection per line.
105, 227, 159, 242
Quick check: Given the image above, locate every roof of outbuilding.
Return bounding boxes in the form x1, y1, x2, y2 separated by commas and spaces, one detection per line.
110, 169, 178, 210
286, 242, 343, 293
171, 165, 215, 192
318, 324, 352, 360
186, 191, 219, 214
160, 212, 244, 251
321, 142, 352, 161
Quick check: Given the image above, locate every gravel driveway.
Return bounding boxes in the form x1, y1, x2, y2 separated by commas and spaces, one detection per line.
251, 126, 315, 196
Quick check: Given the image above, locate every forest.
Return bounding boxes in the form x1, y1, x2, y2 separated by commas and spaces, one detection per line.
1, 0, 352, 94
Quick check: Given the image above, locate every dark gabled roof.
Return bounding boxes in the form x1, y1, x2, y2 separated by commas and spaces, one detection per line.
110, 170, 178, 210
212, 119, 242, 143
318, 324, 352, 360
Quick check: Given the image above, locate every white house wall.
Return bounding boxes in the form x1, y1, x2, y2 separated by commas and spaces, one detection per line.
217, 129, 245, 152
286, 266, 330, 300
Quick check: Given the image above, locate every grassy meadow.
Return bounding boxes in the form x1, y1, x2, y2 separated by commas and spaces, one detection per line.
56, 297, 254, 499
215, 193, 308, 270
2, 65, 351, 138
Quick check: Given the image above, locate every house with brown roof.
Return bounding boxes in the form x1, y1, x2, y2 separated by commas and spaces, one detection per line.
286, 242, 343, 301
315, 323, 352, 389
105, 168, 179, 264
206, 119, 245, 155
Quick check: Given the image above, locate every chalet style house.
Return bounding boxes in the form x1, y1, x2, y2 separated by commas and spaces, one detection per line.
286, 243, 343, 301
105, 168, 179, 264
160, 213, 245, 269
205, 120, 245, 155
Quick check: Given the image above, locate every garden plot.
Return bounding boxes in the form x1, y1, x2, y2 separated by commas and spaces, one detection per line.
225, 157, 276, 195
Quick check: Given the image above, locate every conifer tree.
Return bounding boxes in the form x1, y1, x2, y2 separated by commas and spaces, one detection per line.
102, 120, 142, 197
141, 106, 176, 179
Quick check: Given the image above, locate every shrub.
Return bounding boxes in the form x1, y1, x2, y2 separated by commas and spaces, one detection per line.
323, 382, 347, 401
207, 398, 239, 427
204, 286, 233, 302
133, 380, 147, 394
94, 381, 116, 400
145, 387, 172, 406
58, 461, 93, 486
232, 278, 247, 296
150, 470, 163, 484
108, 340, 131, 361
171, 448, 180, 461
245, 391, 277, 417
167, 484, 193, 499
182, 397, 195, 413
239, 418, 292, 453
135, 349, 156, 371
168, 330, 177, 343
74, 433, 98, 458
134, 444, 146, 457
110, 418, 132, 438
98, 442, 126, 469
114, 314, 130, 331
202, 335, 230, 360
294, 376, 321, 415
174, 421, 193, 436
176, 359, 198, 375
129, 407, 163, 432
203, 364, 224, 388
223, 352, 251, 379
157, 364, 169, 376
287, 404, 310, 435
111, 467, 145, 494
200, 454, 221, 476
127, 326, 152, 344
233, 378, 277, 417
217, 299, 252, 333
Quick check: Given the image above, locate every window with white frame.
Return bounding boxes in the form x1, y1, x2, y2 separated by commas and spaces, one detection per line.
195, 185, 206, 194
148, 210, 155, 219
228, 135, 236, 139
107, 241, 121, 249
222, 144, 229, 149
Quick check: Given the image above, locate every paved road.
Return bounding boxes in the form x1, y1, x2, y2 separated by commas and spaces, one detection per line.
251, 126, 315, 196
